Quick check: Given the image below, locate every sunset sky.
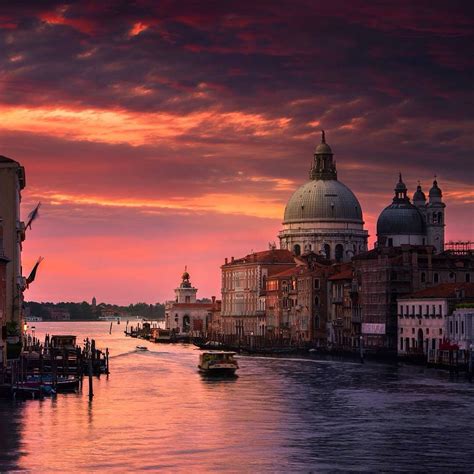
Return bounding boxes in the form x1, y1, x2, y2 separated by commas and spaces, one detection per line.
1, 1, 472, 304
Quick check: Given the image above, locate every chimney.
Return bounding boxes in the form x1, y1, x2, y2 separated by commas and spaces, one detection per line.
225, 257, 228, 265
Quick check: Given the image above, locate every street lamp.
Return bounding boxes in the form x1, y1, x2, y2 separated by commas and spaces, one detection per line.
359, 335, 364, 363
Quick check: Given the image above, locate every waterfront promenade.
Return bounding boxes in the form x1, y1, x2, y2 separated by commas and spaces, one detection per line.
1, 321, 474, 472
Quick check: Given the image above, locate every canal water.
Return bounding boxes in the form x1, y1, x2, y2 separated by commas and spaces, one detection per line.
1, 321, 473, 472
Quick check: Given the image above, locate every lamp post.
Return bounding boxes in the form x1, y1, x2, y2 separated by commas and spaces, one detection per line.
359, 335, 364, 364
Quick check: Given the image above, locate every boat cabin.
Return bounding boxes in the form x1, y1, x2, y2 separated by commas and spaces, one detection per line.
51, 335, 77, 349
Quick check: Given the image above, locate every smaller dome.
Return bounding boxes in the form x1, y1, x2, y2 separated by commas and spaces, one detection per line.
429, 179, 442, 197
413, 184, 426, 202
182, 271, 190, 280
377, 202, 425, 236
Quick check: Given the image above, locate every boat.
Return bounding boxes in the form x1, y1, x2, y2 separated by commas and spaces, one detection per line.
198, 351, 239, 376
136, 346, 148, 351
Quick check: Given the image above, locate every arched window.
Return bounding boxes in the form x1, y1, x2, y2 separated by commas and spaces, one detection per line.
182, 315, 190, 332
335, 244, 344, 262
293, 244, 301, 256
438, 212, 443, 224
434, 273, 439, 283
421, 272, 426, 283
324, 244, 331, 260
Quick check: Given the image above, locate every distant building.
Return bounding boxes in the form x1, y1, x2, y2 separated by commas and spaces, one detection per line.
377, 175, 446, 253
221, 249, 296, 336
165, 270, 220, 336
48, 307, 71, 321
0, 156, 26, 334
92, 296, 97, 308
279, 133, 368, 261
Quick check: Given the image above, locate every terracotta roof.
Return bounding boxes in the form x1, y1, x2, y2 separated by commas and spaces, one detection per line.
225, 249, 295, 266
400, 283, 474, 299
328, 268, 353, 281
269, 267, 301, 278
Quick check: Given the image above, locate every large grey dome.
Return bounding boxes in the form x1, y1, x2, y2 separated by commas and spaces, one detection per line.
377, 202, 425, 235
283, 179, 363, 223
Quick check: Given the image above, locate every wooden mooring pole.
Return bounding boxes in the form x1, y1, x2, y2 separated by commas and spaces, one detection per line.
88, 357, 94, 400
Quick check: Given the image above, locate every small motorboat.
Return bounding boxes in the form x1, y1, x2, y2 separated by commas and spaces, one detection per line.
136, 346, 148, 351
198, 351, 239, 376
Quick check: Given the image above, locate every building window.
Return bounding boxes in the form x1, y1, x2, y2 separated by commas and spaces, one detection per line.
426, 328, 429, 335
412, 328, 415, 335
293, 244, 301, 256
335, 244, 344, 262
439, 328, 442, 335
314, 279, 320, 289
438, 305, 442, 317
449, 321, 453, 334
400, 337, 403, 350
314, 296, 319, 306
418, 305, 422, 316
431, 339, 436, 350
421, 272, 426, 283
434, 273, 439, 283
388, 238, 393, 247
466, 273, 471, 283
455, 321, 458, 334
461, 321, 464, 334
400, 327, 403, 334
324, 244, 331, 260
400, 306, 403, 317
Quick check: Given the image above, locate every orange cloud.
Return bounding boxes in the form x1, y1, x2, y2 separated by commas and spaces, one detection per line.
0, 105, 290, 146
29, 190, 284, 219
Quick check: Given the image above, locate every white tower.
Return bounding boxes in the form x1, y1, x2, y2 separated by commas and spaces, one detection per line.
175, 268, 197, 303
426, 178, 445, 253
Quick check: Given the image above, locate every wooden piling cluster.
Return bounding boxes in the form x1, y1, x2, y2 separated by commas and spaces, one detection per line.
0, 334, 110, 400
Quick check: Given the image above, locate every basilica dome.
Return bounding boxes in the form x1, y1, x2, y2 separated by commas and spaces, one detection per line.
283, 179, 363, 224
279, 131, 368, 262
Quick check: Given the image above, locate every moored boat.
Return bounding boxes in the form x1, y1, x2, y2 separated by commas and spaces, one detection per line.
198, 351, 239, 376
136, 346, 148, 351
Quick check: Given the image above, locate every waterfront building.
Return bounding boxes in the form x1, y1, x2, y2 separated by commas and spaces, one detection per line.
0, 156, 26, 337
265, 266, 300, 341
165, 270, 220, 336
328, 266, 356, 349
353, 245, 474, 352
377, 175, 446, 253
279, 132, 368, 261
397, 283, 474, 355
220, 249, 296, 336
446, 306, 474, 350
0, 221, 9, 367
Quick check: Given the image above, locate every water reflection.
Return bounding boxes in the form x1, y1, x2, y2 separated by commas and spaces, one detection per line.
0, 322, 473, 472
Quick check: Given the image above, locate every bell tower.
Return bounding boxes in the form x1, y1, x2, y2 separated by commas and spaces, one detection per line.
426, 178, 445, 253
